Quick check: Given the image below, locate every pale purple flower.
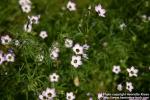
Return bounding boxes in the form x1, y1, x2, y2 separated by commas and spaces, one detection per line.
95, 4, 106, 17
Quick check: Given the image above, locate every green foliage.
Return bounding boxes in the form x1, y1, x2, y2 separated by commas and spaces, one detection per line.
0, 0, 150, 100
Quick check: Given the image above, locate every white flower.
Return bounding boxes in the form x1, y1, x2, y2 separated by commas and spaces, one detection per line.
5, 53, 15, 62
14, 40, 20, 46
45, 88, 56, 99
19, 0, 31, 6
50, 51, 59, 60
39, 91, 47, 100
1, 35, 12, 45
67, 1, 76, 11
21, 4, 31, 13
112, 65, 121, 74
126, 82, 134, 92
37, 54, 44, 62
95, 4, 106, 17
0, 53, 4, 65
39, 31, 48, 39
120, 23, 126, 30
28, 15, 40, 24
127, 66, 138, 77
50, 49, 59, 60
98, 93, 103, 99
24, 23, 32, 32
66, 92, 75, 100
65, 38, 73, 48
50, 46, 60, 60
117, 84, 123, 91
71, 55, 82, 68
73, 44, 84, 55
49, 73, 59, 82
83, 44, 90, 50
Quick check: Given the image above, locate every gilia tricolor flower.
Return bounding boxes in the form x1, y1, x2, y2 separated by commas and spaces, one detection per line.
98, 93, 104, 100
19, 0, 32, 13
95, 4, 106, 17
127, 66, 138, 77
117, 84, 123, 91
126, 82, 134, 92
39, 31, 48, 39
71, 55, 82, 68
49, 73, 59, 82
66, 92, 75, 100
67, 1, 76, 11
1, 35, 12, 45
28, 15, 41, 24
72, 43, 84, 55
112, 65, 121, 74
45, 88, 56, 99
39, 91, 47, 100
50, 46, 60, 60
21, 4, 31, 13
5, 53, 15, 62
39, 88, 56, 100
65, 38, 73, 48
36, 54, 44, 62
24, 23, 32, 32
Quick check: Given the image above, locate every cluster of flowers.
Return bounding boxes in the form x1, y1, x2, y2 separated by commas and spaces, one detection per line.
0, 35, 15, 65
22, 32, 47, 63
38, 38, 90, 99
48, 38, 90, 68
64, 38, 90, 68
19, 0, 32, 13
19, 0, 48, 40
66, 1, 106, 17
19, 0, 41, 33
112, 65, 138, 92
49, 42, 60, 60
24, 15, 41, 33
39, 72, 76, 100
39, 88, 75, 100
39, 88, 56, 100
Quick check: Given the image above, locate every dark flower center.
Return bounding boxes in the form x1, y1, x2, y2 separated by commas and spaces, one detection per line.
5, 39, 8, 42
68, 96, 71, 99
8, 56, 12, 60
76, 49, 79, 52
53, 76, 56, 79
69, 5, 72, 8
43, 96, 47, 99
131, 71, 134, 74
74, 60, 77, 63
48, 93, 52, 97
